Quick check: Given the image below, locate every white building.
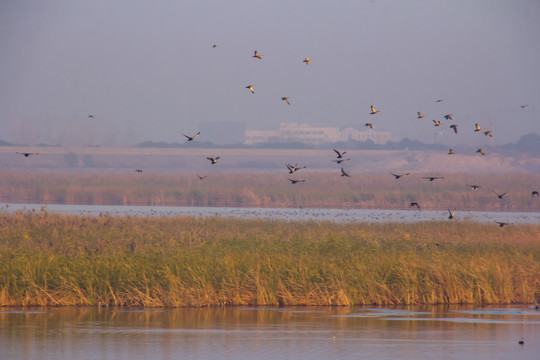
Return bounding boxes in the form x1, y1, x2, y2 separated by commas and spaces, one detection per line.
245, 123, 390, 145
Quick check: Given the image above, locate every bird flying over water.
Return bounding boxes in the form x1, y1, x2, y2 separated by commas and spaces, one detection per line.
467, 184, 483, 190
449, 124, 458, 134
333, 158, 350, 164
448, 149, 456, 155
183, 132, 200, 141
390, 172, 409, 179
483, 130, 493, 137
16, 152, 39, 157
286, 163, 307, 174
443, 114, 453, 120
281, 97, 290, 105
448, 209, 456, 219
206, 157, 220, 164
135, 169, 143, 173
197, 175, 207, 180
370, 105, 380, 114
409, 202, 421, 209
246, 85, 255, 93
474, 123, 484, 132
288, 178, 306, 184
493, 191, 508, 199
476, 148, 486, 156
435, 99, 443, 103
365, 122, 373, 129
303, 58, 312, 65
252, 50, 263, 59
340, 168, 350, 177
417, 112, 425, 119
520, 105, 528, 108
433, 120, 442, 126
532, 191, 539, 197
88, 114, 94, 118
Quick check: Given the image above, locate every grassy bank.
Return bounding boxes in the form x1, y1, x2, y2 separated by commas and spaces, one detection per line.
1, 212, 539, 307
1, 171, 540, 211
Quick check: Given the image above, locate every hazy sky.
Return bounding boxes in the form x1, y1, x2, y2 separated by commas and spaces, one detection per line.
1, 0, 539, 146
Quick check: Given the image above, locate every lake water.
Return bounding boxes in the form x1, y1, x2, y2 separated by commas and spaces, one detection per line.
2, 203, 540, 224
1, 306, 538, 360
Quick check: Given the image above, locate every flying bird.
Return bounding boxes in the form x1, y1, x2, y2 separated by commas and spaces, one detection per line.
435, 99, 443, 103
252, 50, 263, 59
88, 114, 94, 118
532, 191, 539, 197
281, 97, 290, 105
135, 169, 143, 173
246, 85, 255, 93
448, 209, 456, 219
206, 157, 220, 164
333, 149, 347, 158
483, 130, 493, 137
370, 105, 380, 115
448, 149, 456, 155
433, 120, 442, 126
340, 168, 350, 177
493, 190, 508, 199
183, 132, 200, 141
417, 112, 425, 119
467, 184, 483, 190
288, 178, 306, 184
520, 105, 528, 108
212, 44, 217, 48
423, 176, 444, 182
449, 124, 458, 134
197, 175, 207, 180
390, 172, 409, 179
286, 163, 307, 174
443, 114, 453, 120
495, 221, 510, 228
16, 152, 39, 157
365, 122, 373, 129
303, 58, 312, 65
476, 148, 486, 156
332, 158, 350, 164
409, 202, 421, 209
474, 123, 484, 132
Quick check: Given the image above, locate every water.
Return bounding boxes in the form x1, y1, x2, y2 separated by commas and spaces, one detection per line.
2, 203, 540, 224
1, 306, 538, 360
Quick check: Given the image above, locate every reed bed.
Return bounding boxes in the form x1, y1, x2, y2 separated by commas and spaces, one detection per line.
1, 212, 539, 307
1, 171, 540, 211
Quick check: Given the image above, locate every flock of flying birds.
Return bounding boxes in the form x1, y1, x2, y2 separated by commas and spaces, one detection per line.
14, 46, 538, 226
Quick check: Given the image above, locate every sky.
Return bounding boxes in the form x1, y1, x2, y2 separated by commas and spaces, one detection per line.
1, 0, 539, 147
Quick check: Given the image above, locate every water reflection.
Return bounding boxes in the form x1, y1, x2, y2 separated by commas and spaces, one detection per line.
1, 305, 538, 359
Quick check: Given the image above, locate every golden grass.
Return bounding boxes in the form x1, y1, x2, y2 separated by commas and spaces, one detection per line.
1, 212, 539, 307
1, 171, 540, 211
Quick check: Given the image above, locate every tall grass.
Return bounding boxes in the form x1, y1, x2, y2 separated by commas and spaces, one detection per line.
1, 171, 540, 211
1, 212, 538, 307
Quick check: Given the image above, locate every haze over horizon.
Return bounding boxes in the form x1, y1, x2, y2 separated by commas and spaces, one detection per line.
1, 0, 539, 147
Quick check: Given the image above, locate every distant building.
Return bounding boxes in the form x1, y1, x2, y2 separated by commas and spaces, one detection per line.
245, 123, 390, 145
199, 122, 245, 145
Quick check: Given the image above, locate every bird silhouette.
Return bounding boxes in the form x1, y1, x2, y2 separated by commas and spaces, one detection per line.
493, 190, 508, 199
448, 149, 456, 155
286, 163, 307, 174
332, 158, 350, 164
340, 168, 350, 177
370, 105, 380, 115
409, 202, 421, 209
207, 157, 220, 164
390, 172, 409, 179
448, 209, 456, 219
281, 97, 290, 105
288, 178, 306, 184
365, 122, 374, 129
212, 44, 217, 48
417, 112, 425, 119
449, 124, 458, 134
197, 175, 207, 180
252, 50, 263, 59
435, 99, 443, 103
467, 184, 483, 190
135, 169, 143, 173
303, 58, 312, 65
483, 130, 493, 137
443, 114, 453, 120
88, 114, 94, 118
495, 221, 510, 227
520, 105, 528, 109
246, 85, 255, 93
183, 132, 200, 141
433, 120, 442, 126
423, 176, 444, 181
16, 152, 39, 157
532, 191, 539, 197
333, 149, 347, 158
476, 148, 486, 156
474, 123, 484, 132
